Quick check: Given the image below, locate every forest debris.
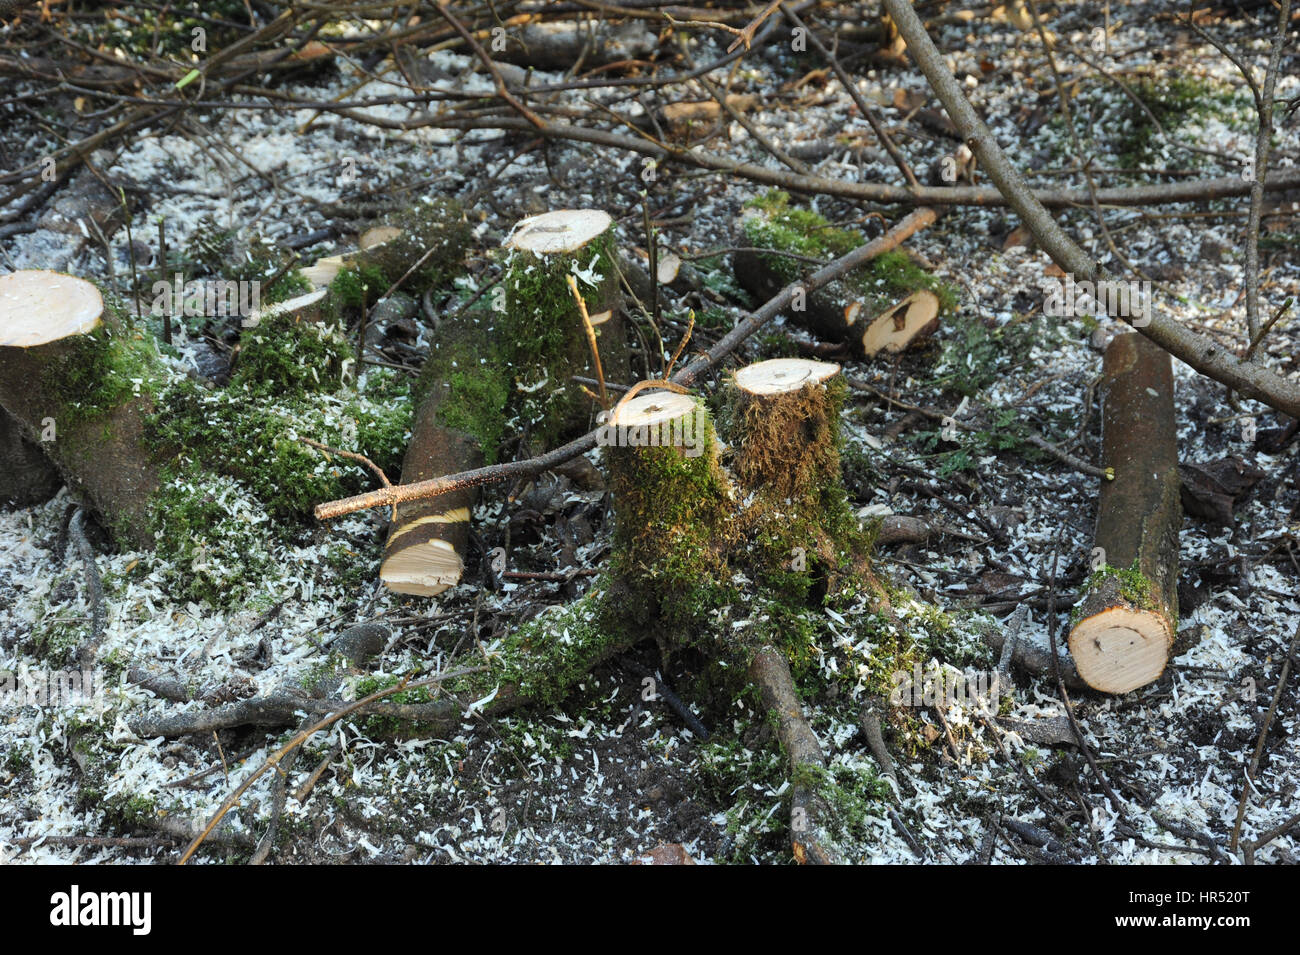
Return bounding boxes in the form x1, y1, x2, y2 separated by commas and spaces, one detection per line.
1179, 456, 1267, 525
494, 19, 657, 71
1070, 333, 1181, 694
632, 843, 696, 865
749, 646, 843, 865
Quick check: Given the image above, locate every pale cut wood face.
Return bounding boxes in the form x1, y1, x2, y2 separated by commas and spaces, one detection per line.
608, 391, 696, 429
860, 289, 940, 356
381, 536, 463, 597
0, 270, 104, 347
1069, 607, 1174, 694
505, 210, 613, 256
734, 358, 839, 396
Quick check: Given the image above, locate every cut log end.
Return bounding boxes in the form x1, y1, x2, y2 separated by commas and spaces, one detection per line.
859, 289, 940, 356
506, 209, 613, 255
0, 270, 104, 347
380, 510, 470, 597
734, 358, 840, 396
1068, 606, 1174, 694
608, 391, 697, 430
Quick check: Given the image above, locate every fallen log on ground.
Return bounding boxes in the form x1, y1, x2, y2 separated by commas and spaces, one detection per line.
733, 193, 946, 357
1069, 332, 1181, 694
380, 327, 487, 596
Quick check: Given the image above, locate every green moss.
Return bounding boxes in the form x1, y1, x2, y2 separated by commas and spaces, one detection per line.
605, 402, 737, 629
147, 369, 410, 527
741, 190, 958, 312
149, 463, 275, 607
362, 199, 472, 290
232, 309, 352, 396
447, 585, 629, 708
101, 792, 158, 830
329, 264, 390, 312
501, 226, 617, 447
43, 316, 162, 427
1072, 560, 1169, 627
412, 310, 510, 464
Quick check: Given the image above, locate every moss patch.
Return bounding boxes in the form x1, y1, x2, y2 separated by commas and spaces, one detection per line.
740, 190, 958, 312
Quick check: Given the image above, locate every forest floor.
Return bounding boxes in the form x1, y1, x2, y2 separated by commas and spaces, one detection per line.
1, 1, 1298, 864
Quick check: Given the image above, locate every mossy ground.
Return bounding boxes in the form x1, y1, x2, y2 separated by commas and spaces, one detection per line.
143, 361, 411, 607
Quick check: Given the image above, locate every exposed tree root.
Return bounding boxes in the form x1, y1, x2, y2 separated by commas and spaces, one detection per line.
748, 646, 843, 865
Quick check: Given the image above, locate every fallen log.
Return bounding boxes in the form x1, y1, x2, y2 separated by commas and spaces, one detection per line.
494, 18, 658, 71
733, 195, 945, 356
1069, 333, 1181, 694
379, 377, 484, 598
0, 271, 161, 546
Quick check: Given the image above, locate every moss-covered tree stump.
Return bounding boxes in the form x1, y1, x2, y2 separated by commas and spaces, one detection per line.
0, 270, 161, 546
502, 209, 630, 447
1069, 332, 1180, 693
601, 390, 734, 629
723, 358, 868, 600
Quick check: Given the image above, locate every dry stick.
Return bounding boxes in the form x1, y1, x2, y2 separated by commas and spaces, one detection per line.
1244, 297, 1293, 362
431, 115, 1300, 210
1229, 620, 1300, 852
1241, 0, 1292, 350
433, 0, 546, 130
567, 274, 609, 411
728, 0, 783, 52
178, 665, 483, 864
249, 718, 306, 865
314, 206, 940, 521
782, 4, 921, 189
878, 0, 1300, 420
1242, 808, 1300, 862
299, 438, 392, 489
